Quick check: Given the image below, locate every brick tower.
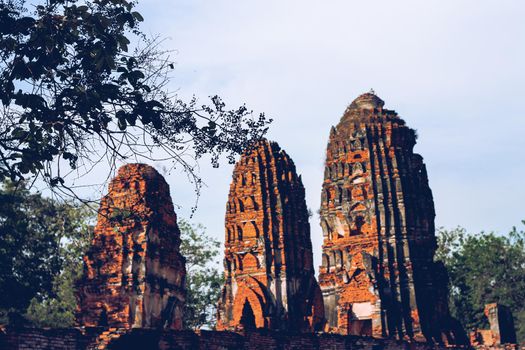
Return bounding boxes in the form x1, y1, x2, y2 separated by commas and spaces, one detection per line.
318, 92, 462, 343
217, 140, 325, 332
76, 164, 186, 329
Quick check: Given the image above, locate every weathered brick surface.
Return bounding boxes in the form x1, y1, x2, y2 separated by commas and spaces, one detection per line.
76, 164, 186, 330
471, 304, 517, 346
2, 327, 494, 350
0, 327, 99, 350
318, 92, 465, 343
217, 140, 325, 332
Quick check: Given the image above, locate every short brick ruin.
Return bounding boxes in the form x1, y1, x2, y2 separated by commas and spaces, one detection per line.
318, 92, 466, 344
471, 304, 517, 346
217, 140, 325, 332
3, 327, 492, 350
76, 164, 186, 330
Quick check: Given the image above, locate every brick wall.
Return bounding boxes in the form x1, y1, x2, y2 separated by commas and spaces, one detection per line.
0, 327, 99, 350
0, 328, 525, 350
1, 327, 522, 350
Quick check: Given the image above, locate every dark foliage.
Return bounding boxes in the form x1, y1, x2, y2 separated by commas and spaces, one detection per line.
0, 185, 222, 330
436, 224, 525, 343
0, 180, 93, 325
178, 219, 223, 330
0, 0, 270, 197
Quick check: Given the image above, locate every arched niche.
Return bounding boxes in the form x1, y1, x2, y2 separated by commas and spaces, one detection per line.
331, 164, 338, 179
243, 221, 259, 239
240, 300, 257, 330
243, 253, 259, 271
353, 162, 363, 174
232, 284, 266, 329
322, 253, 330, 271
350, 215, 366, 236
335, 250, 343, 269
245, 196, 257, 211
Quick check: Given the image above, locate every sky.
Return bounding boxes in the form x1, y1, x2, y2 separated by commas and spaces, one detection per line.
85, 1, 525, 267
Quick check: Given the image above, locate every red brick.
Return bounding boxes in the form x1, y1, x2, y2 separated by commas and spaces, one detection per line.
217, 140, 324, 332
318, 93, 463, 344
76, 164, 186, 330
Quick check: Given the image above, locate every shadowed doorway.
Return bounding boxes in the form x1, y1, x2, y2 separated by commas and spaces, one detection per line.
240, 301, 256, 330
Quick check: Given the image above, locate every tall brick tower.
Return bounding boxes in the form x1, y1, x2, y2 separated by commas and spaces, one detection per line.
318, 92, 462, 343
77, 164, 186, 330
217, 140, 324, 332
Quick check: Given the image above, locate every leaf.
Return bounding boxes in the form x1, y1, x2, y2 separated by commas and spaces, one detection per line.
126, 113, 137, 127
132, 11, 144, 22
117, 116, 127, 130
117, 35, 130, 52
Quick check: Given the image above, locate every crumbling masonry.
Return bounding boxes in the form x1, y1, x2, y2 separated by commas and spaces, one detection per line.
76, 164, 186, 329
60, 94, 515, 350
318, 93, 464, 343
217, 140, 325, 332
471, 303, 517, 346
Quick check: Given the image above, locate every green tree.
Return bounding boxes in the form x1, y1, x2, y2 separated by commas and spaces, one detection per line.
436, 224, 525, 342
24, 203, 93, 327
0, 0, 270, 194
0, 180, 93, 325
178, 219, 223, 330
1, 182, 224, 329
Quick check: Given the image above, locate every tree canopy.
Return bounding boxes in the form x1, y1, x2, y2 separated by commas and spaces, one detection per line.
0, 182, 222, 330
0, 180, 93, 325
178, 219, 223, 330
0, 0, 270, 196
436, 224, 525, 343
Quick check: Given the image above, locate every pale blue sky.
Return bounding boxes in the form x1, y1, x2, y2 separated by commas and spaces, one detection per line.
93, 1, 525, 266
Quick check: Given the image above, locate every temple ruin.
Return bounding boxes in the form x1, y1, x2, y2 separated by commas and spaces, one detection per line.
76, 164, 186, 330
217, 139, 325, 332
318, 92, 464, 343
471, 304, 517, 346
3, 96, 516, 350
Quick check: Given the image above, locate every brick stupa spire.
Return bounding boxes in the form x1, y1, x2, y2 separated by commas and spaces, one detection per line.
318, 93, 465, 343
76, 164, 186, 329
217, 140, 325, 332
